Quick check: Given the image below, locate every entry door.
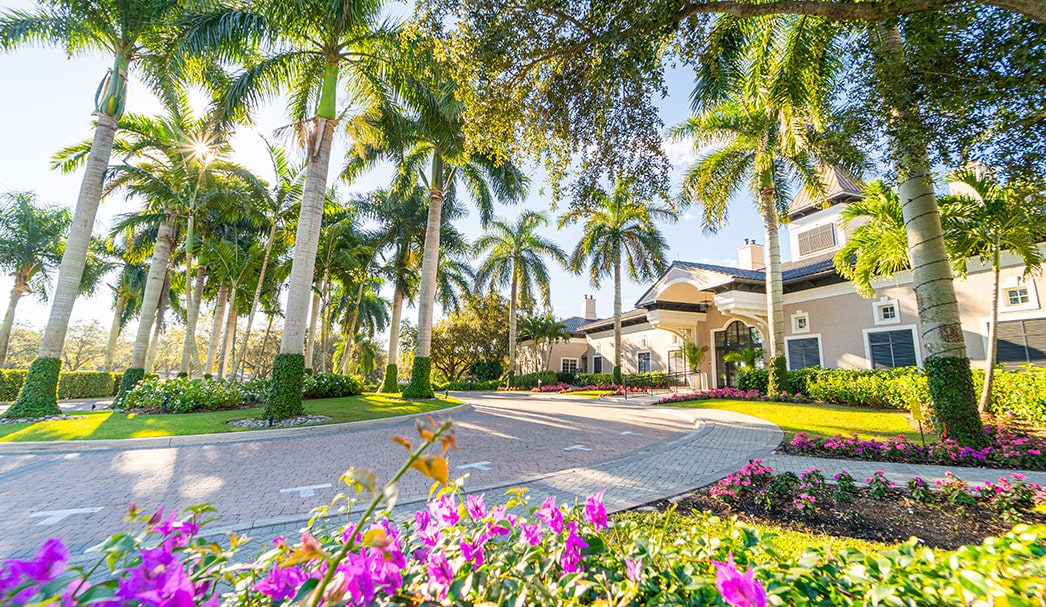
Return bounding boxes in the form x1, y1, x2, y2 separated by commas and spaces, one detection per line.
714, 320, 762, 387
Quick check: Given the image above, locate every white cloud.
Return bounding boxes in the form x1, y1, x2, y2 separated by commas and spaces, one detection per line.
683, 211, 696, 222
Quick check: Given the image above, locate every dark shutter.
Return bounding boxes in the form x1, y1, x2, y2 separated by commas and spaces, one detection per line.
868, 330, 917, 368
996, 319, 1046, 365
797, 224, 837, 256
787, 338, 821, 370
593, 356, 603, 373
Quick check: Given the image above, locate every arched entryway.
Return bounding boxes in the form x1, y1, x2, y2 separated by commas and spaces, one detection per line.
714, 320, 763, 387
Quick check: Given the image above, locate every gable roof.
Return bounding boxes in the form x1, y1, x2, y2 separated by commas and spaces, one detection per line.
787, 166, 864, 220
561, 316, 588, 333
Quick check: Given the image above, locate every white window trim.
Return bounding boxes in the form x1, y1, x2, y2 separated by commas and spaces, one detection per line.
560, 357, 579, 374
863, 324, 922, 369
791, 310, 810, 334
591, 354, 603, 374
873, 296, 902, 326
784, 334, 824, 371
1000, 277, 1040, 312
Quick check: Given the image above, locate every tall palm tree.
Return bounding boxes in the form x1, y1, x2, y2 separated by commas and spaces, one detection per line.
838, 174, 1045, 414
345, 82, 528, 398
103, 241, 148, 372
0, 192, 69, 368
474, 211, 566, 384
560, 179, 675, 384
1, 0, 186, 416
184, 0, 402, 419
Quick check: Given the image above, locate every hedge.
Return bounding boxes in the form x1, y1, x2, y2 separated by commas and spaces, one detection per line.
574, 371, 678, 388
736, 365, 1046, 425
0, 369, 123, 402
512, 370, 558, 389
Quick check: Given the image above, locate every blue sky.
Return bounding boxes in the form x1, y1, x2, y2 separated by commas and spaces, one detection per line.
0, 0, 776, 336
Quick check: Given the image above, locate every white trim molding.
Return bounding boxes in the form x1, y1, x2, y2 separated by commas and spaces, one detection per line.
560, 357, 579, 374
1000, 275, 1040, 312
862, 324, 922, 369
790, 310, 810, 334
784, 334, 824, 370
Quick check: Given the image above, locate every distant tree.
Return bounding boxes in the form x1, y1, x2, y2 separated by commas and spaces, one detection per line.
62, 321, 108, 371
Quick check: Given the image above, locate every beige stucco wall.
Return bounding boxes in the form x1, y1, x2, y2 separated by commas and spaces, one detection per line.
516, 337, 589, 374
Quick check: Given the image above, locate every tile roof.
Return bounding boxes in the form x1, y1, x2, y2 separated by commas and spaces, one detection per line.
561, 316, 587, 333
671, 250, 839, 284
577, 308, 649, 333
787, 166, 864, 218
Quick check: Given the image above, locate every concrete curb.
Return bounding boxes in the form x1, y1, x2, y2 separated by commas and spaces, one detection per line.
0, 403, 472, 455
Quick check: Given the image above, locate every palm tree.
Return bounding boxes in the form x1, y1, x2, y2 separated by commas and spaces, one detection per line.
839, 175, 1045, 414
723, 347, 763, 370
945, 169, 1045, 412
184, 0, 403, 419
345, 82, 528, 398
560, 179, 675, 384
1, 0, 186, 416
102, 237, 148, 371
475, 211, 566, 384
0, 192, 69, 368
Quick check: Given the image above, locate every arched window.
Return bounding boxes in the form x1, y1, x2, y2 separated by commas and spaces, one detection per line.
714, 321, 763, 387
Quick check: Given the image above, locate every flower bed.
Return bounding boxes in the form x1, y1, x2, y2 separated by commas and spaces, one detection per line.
672, 461, 1046, 549
787, 424, 1046, 470
4, 424, 1046, 606
658, 387, 805, 404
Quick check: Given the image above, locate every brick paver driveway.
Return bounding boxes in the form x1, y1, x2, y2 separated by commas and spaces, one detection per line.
0, 392, 726, 559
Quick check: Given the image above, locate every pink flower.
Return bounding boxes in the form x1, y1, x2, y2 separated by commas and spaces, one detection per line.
466, 494, 487, 520
560, 522, 588, 574
625, 557, 643, 582
460, 534, 489, 570
713, 554, 767, 607
428, 494, 460, 528
536, 496, 565, 533
521, 522, 543, 546
584, 490, 608, 530
425, 551, 454, 601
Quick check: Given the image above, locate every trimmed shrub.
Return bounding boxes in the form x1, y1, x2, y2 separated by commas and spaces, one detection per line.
2, 358, 62, 418
469, 359, 503, 381
767, 355, 787, 395
266, 353, 306, 419
301, 373, 364, 399
56, 372, 122, 400
115, 367, 146, 407
512, 370, 558, 389
575, 372, 615, 386
436, 379, 502, 391
123, 377, 245, 413
983, 366, 1046, 426
555, 371, 576, 384
381, 364, 399, 393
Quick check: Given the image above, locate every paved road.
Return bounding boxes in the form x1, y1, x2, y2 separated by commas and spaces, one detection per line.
0, 392, 725, 559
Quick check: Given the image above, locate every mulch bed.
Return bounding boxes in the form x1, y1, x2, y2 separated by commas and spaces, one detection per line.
641, 488, 1046, 550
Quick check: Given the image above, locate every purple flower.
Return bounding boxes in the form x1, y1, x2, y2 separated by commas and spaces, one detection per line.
625, 557, 643, 582
466, 494, 487, 520
425, 551, 454, 601
254, 563, 310, 601
560, 522, 588, 574
460, 534, 490, 570
713, 554, 768, 607
521, 522, 543, 546
584, 490, 608, 530
428, 494, 460, 528
0, 538, 70, 602
536, 497, 565, 533
415, 510, 439, 547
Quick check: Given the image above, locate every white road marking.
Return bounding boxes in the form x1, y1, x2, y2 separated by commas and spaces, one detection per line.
457, 461, 493, 471
30, 507, 103, 526
619, 431, 642, 436
564, 445, 592, 451
280, 483, 332, 498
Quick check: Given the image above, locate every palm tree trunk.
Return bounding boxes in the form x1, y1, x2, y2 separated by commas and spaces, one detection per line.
234, 220, 279, 378
0, 285, 26, 367
8, 114, 119, 417
116, 215, 176, 400
613, 259, 623, 384
145, 273, 170, 375
218, 289, 237, 379
269, 116, 336, 418
255, 312, 276, 377
341, 277, 367, 375
205, 282, 228, 375
104, 293, 127, 372
178, 265, 207, 375
382, 283, 404, 392
871, 23, 984, 446
759, 186, 787, 395
508, 271, 518, 386
979, 249, 1002, 413
404, 154, 445, 398
305, 277, 324, 370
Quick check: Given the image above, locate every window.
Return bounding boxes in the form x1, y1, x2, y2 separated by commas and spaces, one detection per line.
786, 337, 821, 370
668, 349, 685, 374
791, 311, 810, 334
637, 352, 651, 373
561, 358, 579, 374
1007, 287, 1030, 306
873, 297, 901, 325
995, 318, 1046, 365
592, 355, 603, 374
796, 223, 837, 256
867, 328, 918, 369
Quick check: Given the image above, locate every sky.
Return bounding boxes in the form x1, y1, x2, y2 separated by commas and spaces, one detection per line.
0, 0, 782, 339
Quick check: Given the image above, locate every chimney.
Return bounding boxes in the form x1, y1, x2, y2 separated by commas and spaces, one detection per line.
583, 295, 598, 320
738, 239, 765, 271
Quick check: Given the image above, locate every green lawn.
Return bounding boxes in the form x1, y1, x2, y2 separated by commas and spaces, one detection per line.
564, 389, 616, 398
663, 399, 936, 442
0, 394, 460, 442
